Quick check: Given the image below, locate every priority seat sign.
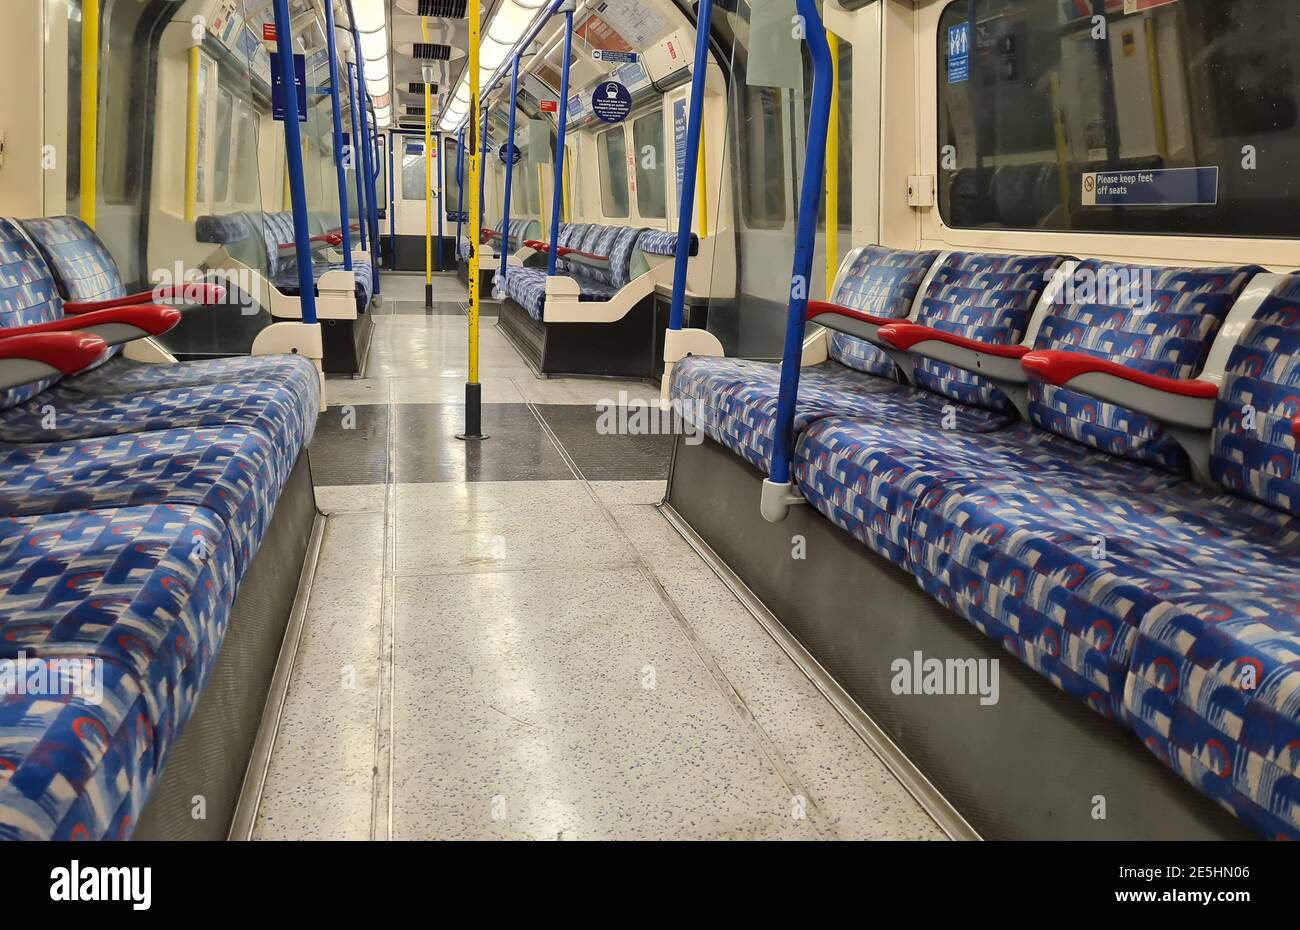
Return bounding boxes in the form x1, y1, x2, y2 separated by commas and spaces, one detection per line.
1082, 166, 1219, 207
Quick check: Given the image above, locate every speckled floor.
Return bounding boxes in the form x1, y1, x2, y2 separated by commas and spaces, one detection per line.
253, 271, 945, 840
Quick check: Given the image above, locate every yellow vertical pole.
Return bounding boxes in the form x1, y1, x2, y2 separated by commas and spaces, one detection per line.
537, 163, 547, 234
80, 0, 100, 227
696, 113, 708, 239
423, 17, 433, 302
186, 45, 201, 223
825, 32, 840, 295
467, 0, 481, 389
563, 147, 572, 222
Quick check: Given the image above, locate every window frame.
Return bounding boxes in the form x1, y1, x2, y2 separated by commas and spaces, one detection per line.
631, 106, 667, 220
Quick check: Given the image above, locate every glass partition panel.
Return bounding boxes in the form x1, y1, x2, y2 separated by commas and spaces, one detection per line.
45, 0, 281, 357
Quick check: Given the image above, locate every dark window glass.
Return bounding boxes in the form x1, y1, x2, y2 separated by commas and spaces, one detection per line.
937, 0, 1300, 238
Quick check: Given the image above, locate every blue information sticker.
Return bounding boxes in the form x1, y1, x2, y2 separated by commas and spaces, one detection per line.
272, 53, 308, 122
499, 143, 521, 166
1082, 167, 1219, 207
947, 23, 970, 84
593, 49, 637, 64
591, 81, 632, 124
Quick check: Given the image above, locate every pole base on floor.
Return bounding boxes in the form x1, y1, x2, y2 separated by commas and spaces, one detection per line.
455, 381, 488, 441
424, 283, 433, 308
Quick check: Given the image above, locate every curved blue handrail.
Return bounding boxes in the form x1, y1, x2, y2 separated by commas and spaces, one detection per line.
768, 0, 834, 486
666, 0, 714, 331
355, 52, 381, 294
323, 0, 354, 271
499, 54, 521, 287
347, 61, 368, 253
270, 0, 318, 325
454, 127, 466, 253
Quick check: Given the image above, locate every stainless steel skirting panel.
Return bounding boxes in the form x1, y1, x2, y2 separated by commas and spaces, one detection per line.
132, 454, 324, 840
663, 434, 1253, 841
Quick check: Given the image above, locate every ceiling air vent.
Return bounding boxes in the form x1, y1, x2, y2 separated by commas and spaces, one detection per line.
412, 42, 452, 61
406, 105, 426, 117
408, 82, 437, 94
418, 0, 468, 17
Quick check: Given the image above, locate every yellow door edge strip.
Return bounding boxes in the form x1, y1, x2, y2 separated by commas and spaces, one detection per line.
80, 0, 100, 227
185, 45, 201, 223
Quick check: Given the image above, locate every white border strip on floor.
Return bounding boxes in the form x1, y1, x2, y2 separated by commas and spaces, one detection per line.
229, 511, 329, 840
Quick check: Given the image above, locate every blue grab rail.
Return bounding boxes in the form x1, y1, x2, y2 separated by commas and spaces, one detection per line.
666, 0, 714, 331
546, 9, 575, 277
455, 127, 466, 253
768, 0, 834, 487
270, 0, 318, 325
323, 0, 354, 271
498, 54, 521, 288
347, 61, 368, 253
355, 56, 381, 294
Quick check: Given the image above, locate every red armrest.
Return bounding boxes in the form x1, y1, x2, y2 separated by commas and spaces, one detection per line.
278, 234, 340, 251
805, 300, 897, 327
0, 306, 182, 340
564, 249, 611, 265
877, 323, 1032, 359
1293, 414, 1300, 443
1021, 350, 1220, 399
523, 239, 549, 252
0, 332, 109, 375
65, 284, 227, 314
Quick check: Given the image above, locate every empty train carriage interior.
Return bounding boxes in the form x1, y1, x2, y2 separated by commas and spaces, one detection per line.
0, 0, 1297, 869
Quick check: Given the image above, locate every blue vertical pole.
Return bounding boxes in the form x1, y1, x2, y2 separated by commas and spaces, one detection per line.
768, 0, 833, 489
499, 54, 521, 287
323, 5, 353, 271
436, 134, 445, 272
546, 8, 574, 277
388, 130, 396, 252
271, 0, 318, 325
355, 56, 381, 296
455, 128, 466, 258
347, 61, 369, 252
667, 0, 713, 331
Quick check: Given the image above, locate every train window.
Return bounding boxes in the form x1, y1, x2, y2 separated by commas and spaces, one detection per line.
196, 58, 210, 206
214, 88, 235, 204
937, 0, 1300, 238
833, 41, 853, 232
444, 139, 463, 211
739, 86, 786, 228
402, 141, 425, 200
599, 125, 630, 218
632, 110, 667, 219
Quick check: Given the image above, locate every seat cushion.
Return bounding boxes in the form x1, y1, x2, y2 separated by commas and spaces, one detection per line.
17, 216, 126, 304
504, 266, 621, 322
912, 252, 1068, 412
0, 426, 289, 580
0, 505, 238, 841
795, 417, 1183, 573
0, 358, 320, 480
826, 245, 941, 377
906, 475, 1300, 839
1028, 261, 1262, 472
670, 355, 1010, 475
0, 660, 156, 840
57, 353, 315, 397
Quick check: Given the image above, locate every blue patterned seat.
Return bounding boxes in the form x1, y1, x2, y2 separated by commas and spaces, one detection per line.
253, 211, 374, 309
502, 224, 643, 321
14, 216, 325, 394
670, 250, 1064, 473
0, 505, 237, 841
